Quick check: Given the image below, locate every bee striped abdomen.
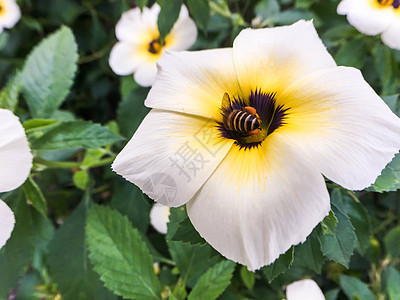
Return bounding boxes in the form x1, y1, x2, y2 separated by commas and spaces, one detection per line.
226, 110, 259, 133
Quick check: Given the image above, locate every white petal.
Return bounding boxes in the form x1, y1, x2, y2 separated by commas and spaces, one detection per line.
286, 279, 325, 300
0, 109, 33, 192
279, 66, 400, 190
232, 20, 336, 100
186, 136, 330, 271
146, 49, 242, 119
109, 42, 147, 76
338, 0, 394, 35
150, 203, 170, 234
166, 5, 197, 51
381, 16, 400, 50
112, 109, 233, 207
0, 0, 21, 30
133, 62, 158, 87
115, 5, 159, 43
0, 199, 15, 249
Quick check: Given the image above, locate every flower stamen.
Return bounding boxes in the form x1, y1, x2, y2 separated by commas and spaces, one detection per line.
148, 39, 163, 54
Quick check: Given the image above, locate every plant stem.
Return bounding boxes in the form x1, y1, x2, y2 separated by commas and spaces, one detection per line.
34, 156, 115, 169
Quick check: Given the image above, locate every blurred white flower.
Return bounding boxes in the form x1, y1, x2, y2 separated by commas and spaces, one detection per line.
150, 203, 170, 234
337, 0, 400, 50
286, 279, 325, 300
109, 3, 197, 87
0, 108, 33, 249
112, 21, 400, 271
0, 0, 21, 34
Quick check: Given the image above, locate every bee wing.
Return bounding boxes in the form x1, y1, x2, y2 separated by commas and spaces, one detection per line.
221, 93, 231, 110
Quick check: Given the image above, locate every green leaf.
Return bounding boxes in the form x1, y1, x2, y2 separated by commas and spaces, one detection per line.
325, 288, 340, 300
263, 246, 294, 282
254, 0, 280, 19
381, 94, 399, 115
317, 203, 356, 268
21, 26, 78, 118
0, 72, 22, 111
73, 170, 89, 190
30, 120, 124, 150
168, 241, 220, 287
339, 275, 374, 300
372, 44, 399, 96
371, 153, 400, 192
187, 0, 210, 31
22, 177, 47, 218
0, 192, 34, 298
110, 179, 151, 234
383, 266, 400, 300
321, 210, 338, 236
335, 38, 367, 69
157, 0, 183, 41
384, 225, 400, 259
171, 217, 206, 245
240, 266, 255, 290
294, 231, 325, 274
166, 207, 188, 240
86, 204, 162, 300
188, 260, 235, 300
82, 149, 106, 167
47, 202, 117, 300
23, 119, 59, 132
136, 0, 149, 10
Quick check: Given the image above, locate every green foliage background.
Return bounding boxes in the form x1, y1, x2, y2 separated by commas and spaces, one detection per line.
0, 0, 400, 299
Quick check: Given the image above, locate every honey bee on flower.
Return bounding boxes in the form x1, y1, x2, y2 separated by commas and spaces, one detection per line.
109, 3, 197, 87
112, 21, 400, 271
337, 0, 400, 50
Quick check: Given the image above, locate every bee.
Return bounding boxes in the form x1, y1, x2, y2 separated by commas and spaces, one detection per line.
221, 93, 260, 136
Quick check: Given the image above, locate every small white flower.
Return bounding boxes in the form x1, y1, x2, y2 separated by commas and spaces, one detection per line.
150, 203, 170, 234
286, 279, 325, 300
0, 0, 21, 34
112, 21, 400, 271
0, 108, 33, 249
109, 3, 197, 87
338, 0, 400, 50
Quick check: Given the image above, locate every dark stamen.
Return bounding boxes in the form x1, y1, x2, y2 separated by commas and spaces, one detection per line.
393, 0, 399, 8
148, 39, 162, 54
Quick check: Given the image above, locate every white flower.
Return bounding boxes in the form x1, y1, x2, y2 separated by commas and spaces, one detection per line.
286, 279, 325, 300
109, 3, 197, 87
0, 0, 21, 34
0, 108, 33, 249
337, 0, 400, 50
150, 203, 170, 234
112, 21, 400, 271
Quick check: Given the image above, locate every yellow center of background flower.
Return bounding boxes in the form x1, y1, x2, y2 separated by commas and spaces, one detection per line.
0, 0, 5, 16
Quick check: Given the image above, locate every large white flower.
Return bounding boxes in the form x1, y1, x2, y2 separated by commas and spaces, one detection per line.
109, 3, 197, 87
337, 0, 400, 50
112, 21, 400, 271
0, 0, 21, 34
0, 109, 33, 249
286, 279, 325, 300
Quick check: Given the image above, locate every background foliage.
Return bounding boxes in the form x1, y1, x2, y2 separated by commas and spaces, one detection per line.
1, 0, 400, 299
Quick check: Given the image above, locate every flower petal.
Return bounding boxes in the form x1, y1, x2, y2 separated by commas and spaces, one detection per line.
186, 135, 330, 271
0, 0, 21, 30
115, 5, 159, 43
112, 109, 233, 207
134, 62, 158, 87
381, 15, 400, 50
232, 20, 336, 99
0, 200, 15, 249
145, 49, 242, 119
150, 203, 170, 234
0, 109, 33, 192
109, 42, 147, 76
337, 0, 394, 35
166, 5, 197, 51
286, 279, 325, 300
278, 66, 400, 190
